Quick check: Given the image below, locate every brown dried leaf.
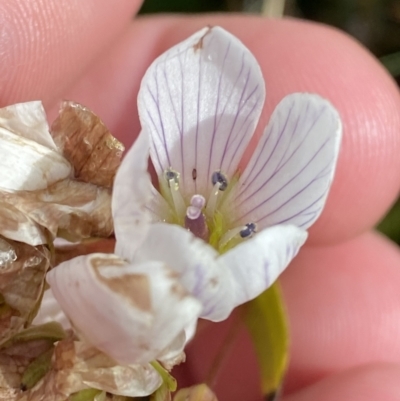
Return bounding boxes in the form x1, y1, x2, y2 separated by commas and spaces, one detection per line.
0, 202, 45, 246
0, 238, 50, 345
1, 179, 113, 244
17, 337, 161, 401
51, 101, 124, 188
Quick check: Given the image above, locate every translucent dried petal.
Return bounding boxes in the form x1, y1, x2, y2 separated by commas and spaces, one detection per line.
0, 202, 45, 246
0, 101, 57, 151
16, 337, 162, 401
0, 128, 72, 192
51, 101, 125, 188
0, 238, 50, 345
1, 179, 113, 245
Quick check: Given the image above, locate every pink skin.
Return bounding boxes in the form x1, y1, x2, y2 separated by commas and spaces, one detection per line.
2, 1, 400, 399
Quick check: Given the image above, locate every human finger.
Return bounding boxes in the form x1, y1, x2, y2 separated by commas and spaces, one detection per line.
55, 15, 400, 244
282, 363, 400, 401
174, 231, 400, 400
0, 0, 142, 107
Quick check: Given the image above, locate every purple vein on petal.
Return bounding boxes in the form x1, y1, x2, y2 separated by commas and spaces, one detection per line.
178, 49, 186, 179
236, 104, 325, 207
218, 59, 249, 167
194, 54, 203, 193
271, 102, 308, 174
236, 102, 295, 198
219, 65, 253, 168
267, 191, 326, 227
215, 51, 246, 133
149, 65, 171, 168
162, 58, 182, 155
207, 41, 232, 181
234, 136, 333, 224
225, 91, 261, 173
145, 108, 164, 173
226, 101, 260, 173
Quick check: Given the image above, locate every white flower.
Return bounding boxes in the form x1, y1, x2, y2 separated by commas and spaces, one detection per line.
113, 26, 342, 321
45, 27, 341, 393
45, 251, 201, 396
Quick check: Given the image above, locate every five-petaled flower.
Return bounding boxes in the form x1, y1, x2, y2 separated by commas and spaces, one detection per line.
47, 26, 341, 378
112, 26, 342, 321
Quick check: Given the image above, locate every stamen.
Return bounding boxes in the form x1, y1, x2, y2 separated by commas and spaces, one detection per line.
219, 222, 257, 248
219, 226, 245, 249
239, 223, 257, 238
211, 171, 228, 191
164, 168, 186, 220
206, 171, 229, 217
205, 182, 222, 217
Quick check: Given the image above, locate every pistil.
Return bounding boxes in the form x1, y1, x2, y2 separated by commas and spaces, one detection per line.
185, 195, 209, 241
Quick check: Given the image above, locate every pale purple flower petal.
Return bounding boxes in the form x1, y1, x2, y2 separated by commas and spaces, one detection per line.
229, 93, 342, 230
112, 132, 153, 260
132, 223, 236, 322
220, 225, 307, 307
47, 253, 202, 365
32, 288, 71, 329
138, 26, 265, 199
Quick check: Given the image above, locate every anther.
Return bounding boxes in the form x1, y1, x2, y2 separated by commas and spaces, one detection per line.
164, 169, 180, 189
239, 223, 257, 238
211, 171, 228, 191
163, 168, 186, 221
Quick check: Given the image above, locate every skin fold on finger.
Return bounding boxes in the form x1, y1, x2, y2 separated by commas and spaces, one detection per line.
53, 15, 400, 245
175, 231, 400, 400
0, 0, 142, 107
282, 363, 400, 401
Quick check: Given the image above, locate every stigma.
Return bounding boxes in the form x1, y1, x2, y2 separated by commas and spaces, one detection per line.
184, 195, 209, 242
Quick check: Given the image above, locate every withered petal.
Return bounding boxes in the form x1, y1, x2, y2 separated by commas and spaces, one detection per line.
51, 101, 124, 188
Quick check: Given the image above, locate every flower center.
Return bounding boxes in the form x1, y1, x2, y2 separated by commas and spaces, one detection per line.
161, 168, 256, 251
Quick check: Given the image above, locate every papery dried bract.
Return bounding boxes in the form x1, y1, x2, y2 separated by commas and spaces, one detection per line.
0, 237, 50, 345
51, 101, 124, 188
16, 337, 162, 401
1, 180, 113, 245
0, 100, 121, 246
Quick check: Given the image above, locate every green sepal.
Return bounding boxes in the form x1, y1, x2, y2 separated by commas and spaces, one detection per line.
20, 347, 54, 390
150, 361, 177, 392
1, 321, 66, 349
150, 383, 171, 401
244, 281, 289, 399
69, 388, 103, 401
